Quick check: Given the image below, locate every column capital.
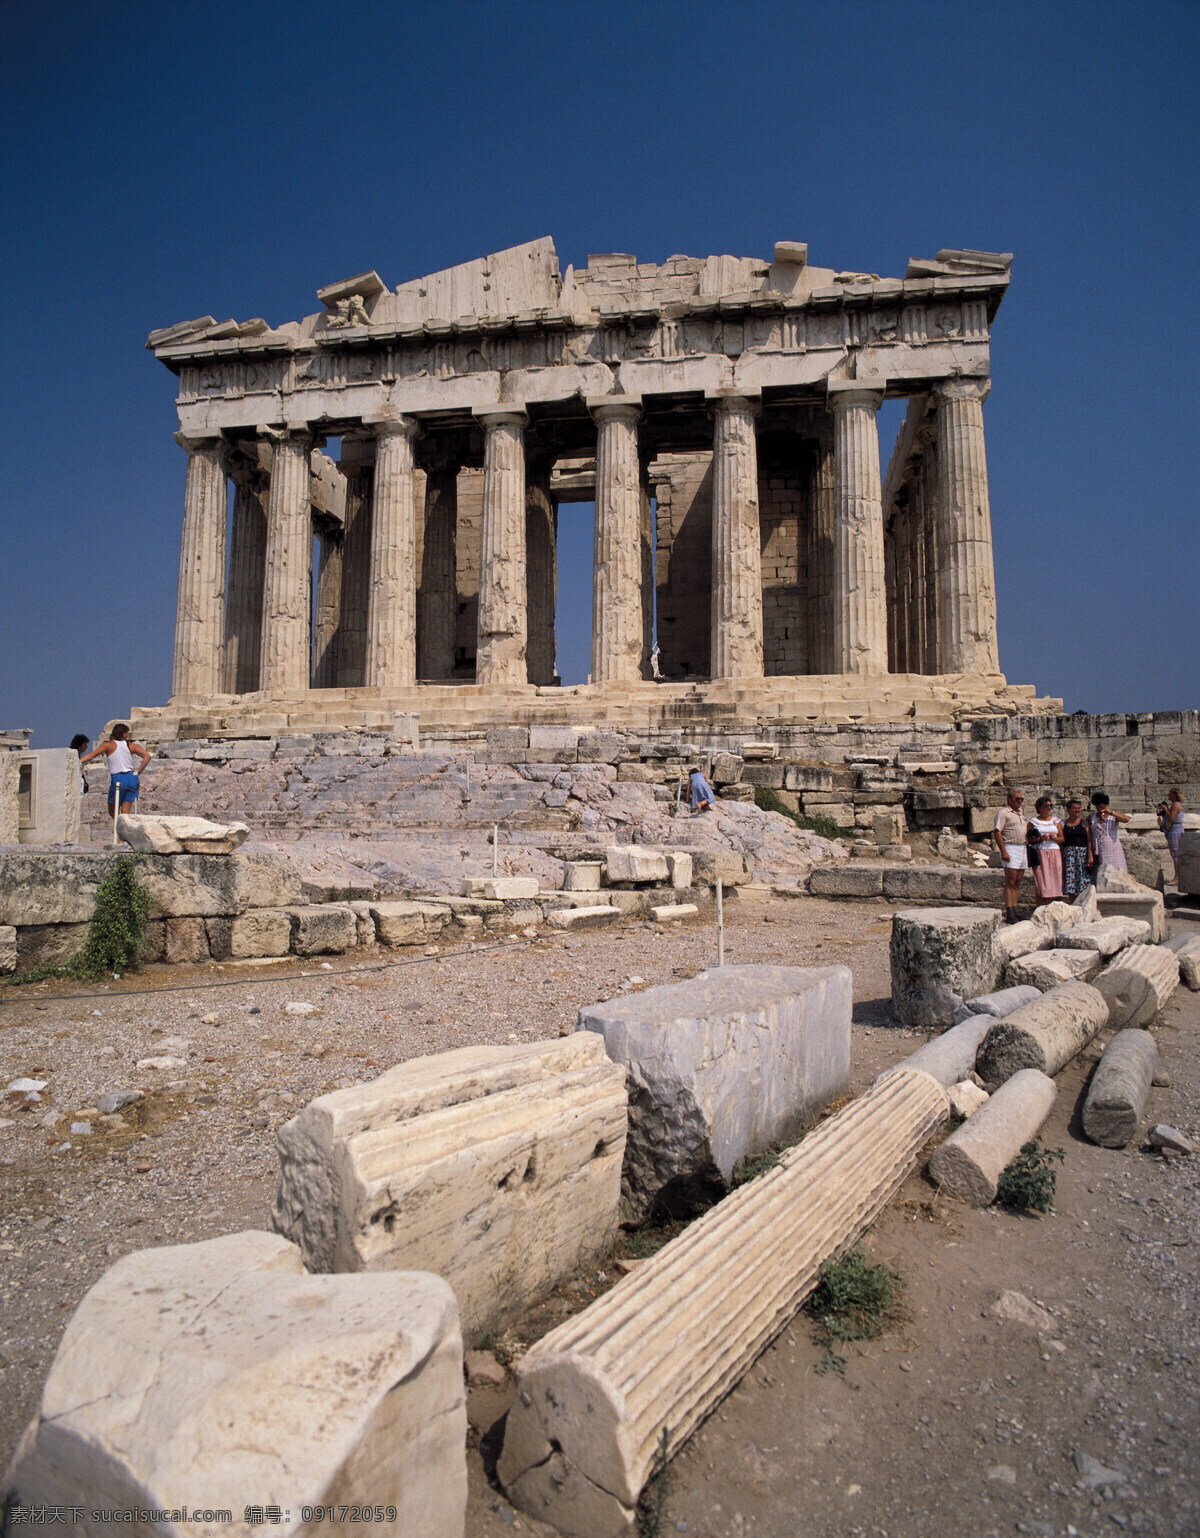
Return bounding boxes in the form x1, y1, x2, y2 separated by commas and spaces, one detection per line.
257, 423, 314, 446
173, 430, 223, 456
706, 391, 761, 419
473, 405, 528, 428
934, 375, 991, 405
587, 393, 642, 423
365, 412, 420, 440
827, 380, 884, 412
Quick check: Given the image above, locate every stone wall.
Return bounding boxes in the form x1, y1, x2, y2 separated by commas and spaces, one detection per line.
653, 453, 712, 679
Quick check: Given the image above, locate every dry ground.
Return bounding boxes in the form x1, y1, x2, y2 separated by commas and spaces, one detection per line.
1, 893, 1197, 1538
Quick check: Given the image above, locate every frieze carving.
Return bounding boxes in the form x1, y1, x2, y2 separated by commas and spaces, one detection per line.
931, 305, 961, 339
324, 294, 371, 328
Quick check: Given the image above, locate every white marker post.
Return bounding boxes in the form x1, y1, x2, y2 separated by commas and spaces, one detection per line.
493, 824, 499, 877
715, 877, 724, 967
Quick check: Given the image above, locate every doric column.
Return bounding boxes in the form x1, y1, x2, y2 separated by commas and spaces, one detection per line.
935, 378, 1000, 674
336, 440, 373, 687
171, 434, 228, 699
639, 475, 654, 677
830, 386, 887, 674
885, 534, 900, 673
589, 396, 644, 683
709, 394, 764, 680
806, 438, 835, 674
905, 476, 928, 675
365, 415, 420, 689
224, 460, 268, 694
922, 441, 942, 674
474, 407, 528, 686
259, 427, 314, 694
312, 527, 343, 688
525, 452, 557, 686
418, 458, 459, 681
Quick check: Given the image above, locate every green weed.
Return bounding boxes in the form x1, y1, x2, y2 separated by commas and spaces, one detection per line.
996, 1140, 1064, 1214
807, 1248, 905, 1373
753, 785, 855, 840
4, 856, 151, 986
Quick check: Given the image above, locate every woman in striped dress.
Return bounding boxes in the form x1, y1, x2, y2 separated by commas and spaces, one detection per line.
1089, 791, 1130, 874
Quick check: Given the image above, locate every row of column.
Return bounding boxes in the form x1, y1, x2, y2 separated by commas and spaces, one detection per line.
171, 379, 1000, 698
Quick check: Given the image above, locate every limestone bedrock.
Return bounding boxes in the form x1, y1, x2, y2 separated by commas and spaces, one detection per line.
976, 981, 1109, 1085
577, 964, 851, 1224
889, 906, 1003, 1030
498, 1066, 948, 1537
2, 1230, 467, 1537
270, 1035, 626, 1341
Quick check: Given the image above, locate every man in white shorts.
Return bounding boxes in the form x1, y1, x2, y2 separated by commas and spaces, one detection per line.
993, 790, 1028, 924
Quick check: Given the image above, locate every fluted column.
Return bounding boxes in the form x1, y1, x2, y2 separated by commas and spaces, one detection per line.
935, 379, 1000, 674
259, 428, 314, 693
590, 397, 644, 683
336, 443, 373, 687
830, 386, 887, 674
365, 415, 420, 688
885, 535, 900, 673
710, 395, 764, 680
312, 528, 343, 687
418, 459, 459, 681
525, 453, 557, 686
906, 477, 928, 674
806, 438, 835, 674
922, 442, 942, 674
171, 434, 228, 699
224, 461, 268, 693
474, 407, 528, 686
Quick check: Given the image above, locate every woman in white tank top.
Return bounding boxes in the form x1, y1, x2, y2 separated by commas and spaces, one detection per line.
79, 724, 151, 824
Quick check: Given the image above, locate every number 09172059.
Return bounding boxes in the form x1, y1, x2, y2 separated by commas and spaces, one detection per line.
299, 1508, 398, 1524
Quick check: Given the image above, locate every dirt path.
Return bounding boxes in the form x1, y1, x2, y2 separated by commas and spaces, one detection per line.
1, 894, 1197, 1536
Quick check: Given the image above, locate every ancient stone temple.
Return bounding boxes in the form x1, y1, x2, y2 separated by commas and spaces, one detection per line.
137, 238, 1058, 741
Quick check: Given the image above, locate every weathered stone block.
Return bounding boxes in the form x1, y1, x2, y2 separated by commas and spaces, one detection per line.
615, 762, 662, 784
348, 900, 377, 947
563, 861, 602, 891
164, 915, 209, 964
803, 798, 855, 826
0, 924, 16, 974
370, 900, 451, 946
1164, 931, 1200, 989
873, 810, 906, 845
912, 786, 965, 827
16, 923, 89, 970
289, 903, 358, 956
0, 754, 17, 844
545, 904, 621, 929
1093, 944, 1179, 1029
710, 752, 744, 785
605, 846, 670, 883
808, 864, 883, 897
578, 964, 851, 1223
1004, 948, 1102, 989
1058, 917, 1152, 957
741, 763, 785, 789
1082, 1029, 1157, 1148
116, 814, 250, 855
890, 907, 1003, 1029
1094, 891, 1166, 943
976, 981, 1109, 1084
665, 851, 693, 888
927, 1068, 1057, 1205
997, 920, 1054, 963
462, 877, 540, 900
498, 1067, 948, 1534
217, 908, 293, 959
3, 1231, 467, 1536
1124, 834, 1167, 891
882, 866, 962, 903
650, 902, 699, 922
1176, 830, 1200, 894
272, 1035, 626, 1340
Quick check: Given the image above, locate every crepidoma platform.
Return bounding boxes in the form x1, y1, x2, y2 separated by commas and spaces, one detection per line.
143, 236, 1059, 740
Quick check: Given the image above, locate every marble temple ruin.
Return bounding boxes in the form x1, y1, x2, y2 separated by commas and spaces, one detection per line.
137, 237, 1059, 742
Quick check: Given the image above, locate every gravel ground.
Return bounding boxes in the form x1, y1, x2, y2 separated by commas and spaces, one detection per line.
1, 894, 1197, 1537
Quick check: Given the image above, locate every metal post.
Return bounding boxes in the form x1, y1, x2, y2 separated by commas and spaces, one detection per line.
493, 824, 499, 877
715, 876, 724, 967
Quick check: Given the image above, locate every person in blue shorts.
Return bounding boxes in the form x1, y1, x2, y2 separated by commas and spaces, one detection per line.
80, 724, 151, 823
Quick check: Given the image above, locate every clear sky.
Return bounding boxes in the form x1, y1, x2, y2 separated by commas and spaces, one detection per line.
2, 0, 1196, 748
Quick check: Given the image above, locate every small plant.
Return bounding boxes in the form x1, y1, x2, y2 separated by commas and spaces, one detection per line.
732, 1145, 785, 1185
807, 1248, 904, 1373
637, 1426, 672, 1538
753, 785, 855, 840
996, 1140, 1064, 1213
73, 857, 152, 979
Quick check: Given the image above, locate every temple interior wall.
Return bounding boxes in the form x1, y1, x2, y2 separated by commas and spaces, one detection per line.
653, 453, 713, 679
757, 436, 808, 677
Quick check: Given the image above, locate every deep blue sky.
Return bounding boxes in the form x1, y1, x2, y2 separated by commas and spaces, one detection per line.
2, 0, 1196, 747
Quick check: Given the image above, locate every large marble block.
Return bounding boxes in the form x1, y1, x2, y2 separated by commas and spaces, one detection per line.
2, 1231, 467, 1537
605, 845, 670, 884
578, 964, 851, 1223
271, 1035, 627, 1340
890, 907, 1003, 1029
